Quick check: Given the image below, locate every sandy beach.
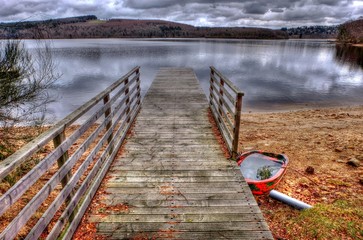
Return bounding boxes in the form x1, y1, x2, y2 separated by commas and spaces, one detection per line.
238, 105, 363, 239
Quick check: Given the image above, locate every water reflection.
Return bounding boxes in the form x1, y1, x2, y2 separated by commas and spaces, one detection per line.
335, 44, 363, 69
22, 39, 363, 120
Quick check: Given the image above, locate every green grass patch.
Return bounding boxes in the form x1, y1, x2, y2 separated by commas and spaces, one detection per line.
287, 199, 363, 239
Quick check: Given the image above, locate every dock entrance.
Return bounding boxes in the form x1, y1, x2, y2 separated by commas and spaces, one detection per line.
80, 68, 273, 239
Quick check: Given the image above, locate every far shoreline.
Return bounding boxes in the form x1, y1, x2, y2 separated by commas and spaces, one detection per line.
242, 103, 363, 114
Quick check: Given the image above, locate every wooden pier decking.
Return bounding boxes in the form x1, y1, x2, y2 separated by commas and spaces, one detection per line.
82, 68, 273, 239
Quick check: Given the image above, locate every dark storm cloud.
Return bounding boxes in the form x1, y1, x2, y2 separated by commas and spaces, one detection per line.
243, 2, 269, 14
0, 0, 361, 28
122, 0, 178, 9
314, 0, 344, 6
270, 8, 284, 13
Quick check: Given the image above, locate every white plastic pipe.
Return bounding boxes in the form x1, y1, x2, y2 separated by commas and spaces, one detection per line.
269, 190, 312, 210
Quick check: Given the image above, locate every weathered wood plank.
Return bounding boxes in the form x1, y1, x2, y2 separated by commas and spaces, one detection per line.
89, 213, 264, 223
97, 199, 258, 208
96, 231, 273, 240
105, 170, 239, 177
104, 176, 245, 183
104, 182, 247, 189
100, 193, 251, 202
110, 165, 238, 171
94, 206, 262, 214
105, 187, 245, 195
96, 221, 269, 232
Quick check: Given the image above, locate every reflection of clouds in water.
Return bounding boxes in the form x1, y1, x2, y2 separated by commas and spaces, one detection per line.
33, 39, 363, 119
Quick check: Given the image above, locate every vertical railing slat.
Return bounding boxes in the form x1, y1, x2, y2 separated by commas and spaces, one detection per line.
53, 131, 74, 204
103, 93, 114, 154
232, 92, 243, 158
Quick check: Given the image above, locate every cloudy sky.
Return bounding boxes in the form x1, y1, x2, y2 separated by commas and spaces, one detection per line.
0, 0, 362, 28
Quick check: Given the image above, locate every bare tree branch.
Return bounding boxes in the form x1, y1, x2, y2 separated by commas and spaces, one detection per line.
0, 39, 60, 128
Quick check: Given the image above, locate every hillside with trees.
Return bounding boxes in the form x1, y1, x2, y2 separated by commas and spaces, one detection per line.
282, 25, 338, 39
0, 15, 288, 40
337, 18, 363, 44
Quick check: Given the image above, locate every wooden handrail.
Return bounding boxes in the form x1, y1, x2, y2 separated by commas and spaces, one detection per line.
209, 66, 244, 159
210, 66, 242, 95
0, 66, 139, 181
0, 67, 141, 239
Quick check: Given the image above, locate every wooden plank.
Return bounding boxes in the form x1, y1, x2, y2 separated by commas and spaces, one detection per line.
119, 152, 228, 158
129, 133, 217, 139
96, 231, 273, 240
126, 138, 220, 145
103, 176, 244, 183
89, 213, 264, 223
96, 222, 269, 232
105, 181, 248, 189
105, 170, 238, 177
105, 187, 245, 195
92, 206, 262, 214
110, 164, 238, 171
96, 193, 250, 202
97, 199, 257, 208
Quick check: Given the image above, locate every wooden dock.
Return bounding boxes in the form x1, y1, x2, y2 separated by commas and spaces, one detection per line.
82, 68, 273, 239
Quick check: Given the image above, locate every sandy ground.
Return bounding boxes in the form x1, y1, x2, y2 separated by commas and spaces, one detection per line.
238, 105, 363, 239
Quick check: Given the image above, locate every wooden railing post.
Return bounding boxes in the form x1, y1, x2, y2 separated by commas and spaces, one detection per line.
53, 131, 73, 203
209, 69, 215, 107
136, 68, 141, 106
125, 77, 131, 123
232, 92, 243, 159
218, 78, 225, 124
103, 93, 114, 154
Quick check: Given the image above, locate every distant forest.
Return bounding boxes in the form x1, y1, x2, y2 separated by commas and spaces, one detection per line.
0, 15, 288, 40
282, 25, 339, 39
1, 15, 352, 41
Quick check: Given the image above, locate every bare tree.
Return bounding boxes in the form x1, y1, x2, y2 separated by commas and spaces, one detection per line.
0, 40, 59, 127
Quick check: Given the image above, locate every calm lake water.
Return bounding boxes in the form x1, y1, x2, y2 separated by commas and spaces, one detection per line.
24, 39, 363, 121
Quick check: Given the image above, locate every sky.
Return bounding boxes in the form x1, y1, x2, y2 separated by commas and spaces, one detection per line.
0, 0, 362, 28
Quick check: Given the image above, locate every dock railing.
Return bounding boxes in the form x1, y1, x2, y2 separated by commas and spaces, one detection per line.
0, 66, 141, 239
209, 66, 244, 159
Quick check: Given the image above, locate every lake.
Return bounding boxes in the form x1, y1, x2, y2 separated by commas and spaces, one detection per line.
24, 38, 363, 121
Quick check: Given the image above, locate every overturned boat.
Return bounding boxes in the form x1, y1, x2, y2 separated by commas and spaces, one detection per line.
237, 151, 289, 195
